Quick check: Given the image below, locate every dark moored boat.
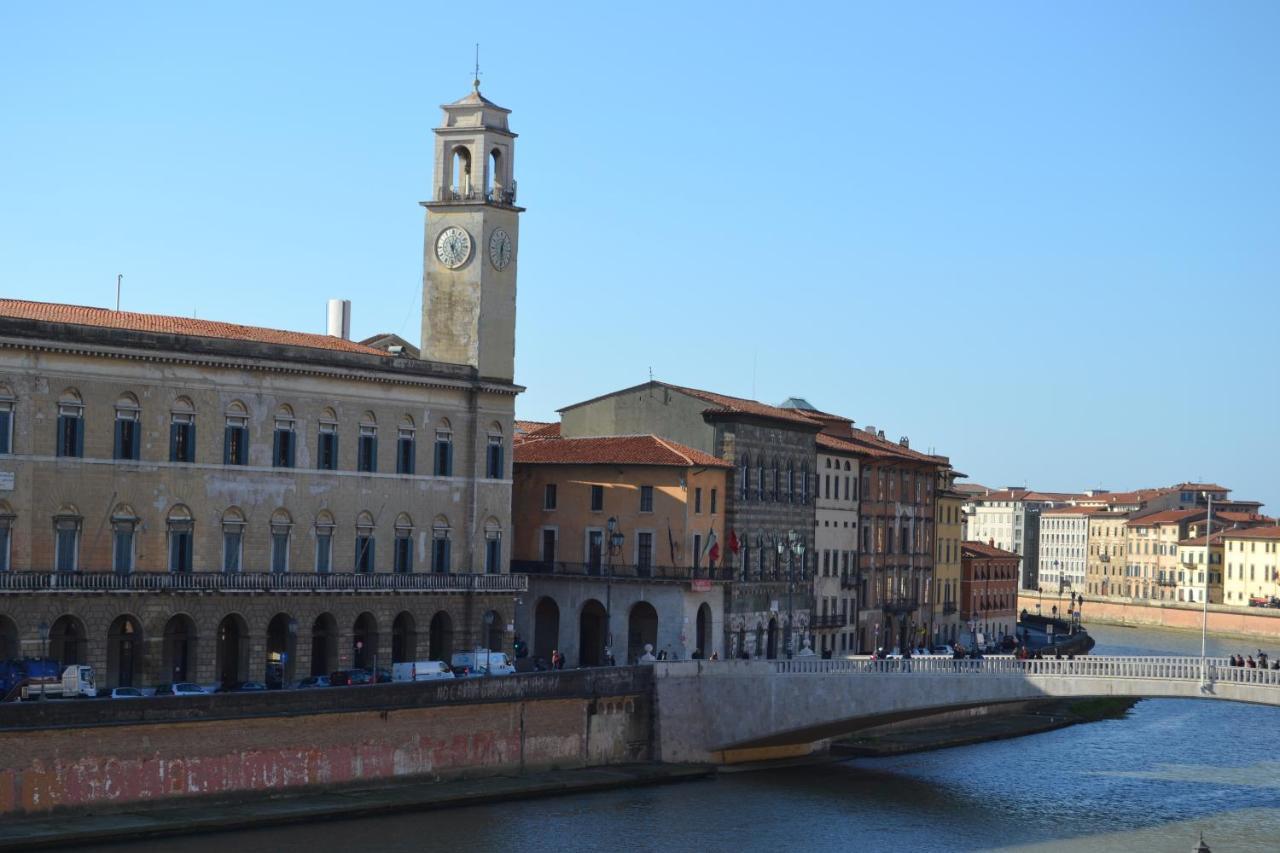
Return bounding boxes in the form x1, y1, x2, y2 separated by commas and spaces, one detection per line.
1016, 613, 1095, 656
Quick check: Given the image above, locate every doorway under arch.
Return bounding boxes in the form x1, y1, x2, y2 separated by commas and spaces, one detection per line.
578, 600, 607, 667
0, 614, 19, 661
696, 604, 712, 658
311, 613, 338, 676
266, 613, 296, 688
216, 614, 250, 688
533, 597, 560, 664
428, 611, 453, 662
163, 614, 197, 682
392, 612, 417, 663
352, 612, 378, 670
48, 615, 87, 667
483, 610, 504, 652
626, 601, 658, 664
106, 615, 143, 688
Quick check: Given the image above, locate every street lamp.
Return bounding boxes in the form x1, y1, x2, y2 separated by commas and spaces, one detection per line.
775, 531, 805, 658
1200, 491, 1213, 685
605, 516, 624, 665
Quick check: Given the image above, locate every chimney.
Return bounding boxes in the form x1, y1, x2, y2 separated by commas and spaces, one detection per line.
989, 537, 995, 547
326, 299, 351, 340
877, 430, 885, 440
899, 436, 909, 448
864, 425, 876, 435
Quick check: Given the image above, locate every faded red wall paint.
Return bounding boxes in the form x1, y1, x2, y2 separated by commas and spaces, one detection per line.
0, 696, 647, 815
1017, 595, 1280, 639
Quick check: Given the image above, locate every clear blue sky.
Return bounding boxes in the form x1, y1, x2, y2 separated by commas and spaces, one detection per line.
2, 3, 1277, 511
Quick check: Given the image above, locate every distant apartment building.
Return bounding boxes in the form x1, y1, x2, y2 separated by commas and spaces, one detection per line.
1037, 507, 1095, 594
812, 433, 861, 657
960, 541, 1019, 642
1125, 509, 1209, 601
966, 489, 1082, 590
1086, 512, 1130, 597
934, 471, 966, 645
1222, 527, 1280, 606
1175, 532, 1225, 604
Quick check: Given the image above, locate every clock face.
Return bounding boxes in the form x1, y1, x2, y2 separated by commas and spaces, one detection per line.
488, 228, 513, 270
435, 227, 472, 268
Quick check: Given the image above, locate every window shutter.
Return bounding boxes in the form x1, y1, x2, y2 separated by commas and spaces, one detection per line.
286, 431, 295, 467
113, 420, 124, 459
130, 423, 141, 459
74, 418, 84, 457
442, 539, 451, 573
169, 423, 181, 462
187, 424, 196, 462
223, 426, 233, 465
272, 431, 281, 466
445, 442, 453, 476
329, 433, 338, 469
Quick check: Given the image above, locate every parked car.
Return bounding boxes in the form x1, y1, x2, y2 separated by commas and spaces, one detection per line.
391, 661, 454, 682
228, 681, 267, 692
930, 645, 956, 657
373, 667, 392, 684
154, 682, 207, 696
109, 686, 144, 699
329, 669, 373, 687
450, 650, 516, 676
292, 675, 330, 689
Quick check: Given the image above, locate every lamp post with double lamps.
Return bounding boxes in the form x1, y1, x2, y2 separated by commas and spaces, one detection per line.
1200, 491, 1213, 685
605, 516, 624, 665
775, 531, 806, 658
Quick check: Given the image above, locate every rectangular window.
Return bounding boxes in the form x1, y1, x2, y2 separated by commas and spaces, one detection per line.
271, 532, 289, 573
0, 401, 12, 454
317, 422, 339, 470
169, 532, 193, 573
396, 429, 415, 474
544, 483, 558, 510
590, 484, 604, 512
542, 528, 556, 563
113, 529, 133, 575
710, 488, 717, 515
170, 415, 195, 463
434, 430, 453, 476
640, 485, 654, 513
55, 525, 79, 572
395, 535, 413, 574
272, 421, 296, 468
358, 425, 378, 473
355, 535, 376, 573
637, 532, 653, 570
224, 417, 248, 465
694, 488, 702, 514
222, 530, 242, 573
0, 526, 8, 572
485, 537, 501, 574
693, 534, 702, 569
486, 435, 503, 479
114, 412, 140, 461
315, 530, 332, 573
431, 535, 451, 573
56, 406, 84, 458
587, 530, 603, 571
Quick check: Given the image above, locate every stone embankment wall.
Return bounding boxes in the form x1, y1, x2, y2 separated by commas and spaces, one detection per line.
0, 668, 653, 816
1018, 594, 1280, 639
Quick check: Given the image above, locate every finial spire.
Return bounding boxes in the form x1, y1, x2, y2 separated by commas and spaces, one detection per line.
473, 43, 481, 91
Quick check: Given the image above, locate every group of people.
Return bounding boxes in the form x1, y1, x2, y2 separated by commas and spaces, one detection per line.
1228, 650, 1277, 669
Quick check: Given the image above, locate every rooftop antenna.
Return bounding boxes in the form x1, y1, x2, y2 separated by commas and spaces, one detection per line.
648, 366, 653, 383
473, 43, 481, 91
115, 274, 122, 311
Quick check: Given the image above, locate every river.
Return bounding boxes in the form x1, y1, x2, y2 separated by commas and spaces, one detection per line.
96, 624, 1280, 852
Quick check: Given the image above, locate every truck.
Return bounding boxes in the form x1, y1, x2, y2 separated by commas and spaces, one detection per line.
1, 662, 97, 701
449, 650, 515, 677
390, 660, 455, 682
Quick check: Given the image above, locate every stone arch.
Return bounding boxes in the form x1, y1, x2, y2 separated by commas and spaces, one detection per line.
483, 609, 504, 652
48, 614, 88, 667
162, 613, 198, 682
310, 612, 338, 676
579, 599, 607, 667
696, 603, 713, 658
59, 388, 83, 407
627, 601, 658, 664
428, 610, 454, 661
265, 612, 297, 687
352, 611, 378, 669
216, 612, 250, 688
532, 597, 560, 664
392, 611, 417, 663
450, 145, 472, 195
106, 613, 144, 688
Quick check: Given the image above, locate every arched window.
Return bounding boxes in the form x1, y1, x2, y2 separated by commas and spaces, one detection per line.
223, 401, 248, 466
451, 146, 473, 198
54, 503, 82, 572
396, 415, 415, 475
756, 458, 765, 501
432, 515, 451, 574
113, 393, 141, 461
801, 464, 811, 503
314, 510, 335, 573
786, 462, 794, 503
110, 504, 138, 575
355, 511, 376, 573
56, 389, 84, 458
434, 418, 453, 476
0, 383, 14, 455
170, 397, 196, 463
393, 513, 414, 574
273, 405, 296, 468
317, 407, 339, 471
270, 509, 293, 573
357, 412, 378, 473
484, 517, 502, 574
221, 507, 246, 573
772, 459, 780, 502
167, 505, 194, 573
485, 421, 504, 479
487, 147, 502, 198
740, 454, 751, 501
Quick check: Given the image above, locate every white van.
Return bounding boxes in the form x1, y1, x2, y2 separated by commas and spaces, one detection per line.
449, 650, 516, 676
391, 660, 454, 682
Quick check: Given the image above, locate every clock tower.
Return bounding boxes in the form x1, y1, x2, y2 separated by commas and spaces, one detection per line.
420, 83, 522, 382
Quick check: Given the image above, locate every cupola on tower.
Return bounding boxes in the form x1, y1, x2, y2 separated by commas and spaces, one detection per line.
420, 81, 522, 382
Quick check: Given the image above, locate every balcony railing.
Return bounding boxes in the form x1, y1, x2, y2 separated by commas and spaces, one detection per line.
811, 613, 849, 630
510, 560, 724, 582
0, 570, 527, 594
942, 601, 958, 614
881, 597, 919, 615
840, 574, 859, 590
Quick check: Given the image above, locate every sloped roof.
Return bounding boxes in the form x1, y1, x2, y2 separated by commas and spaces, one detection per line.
962, 541, 1020, 559
514, 420, 561, 444
667, 383, 823, 426
0, 298, 389, 357
514, 434, 731, 468
1127, 508, 1205, 527
1221, 526, 1280, 541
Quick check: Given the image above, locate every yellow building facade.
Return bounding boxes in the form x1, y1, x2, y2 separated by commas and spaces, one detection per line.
934, 477, 964, 644
1222, 527, 1280, 606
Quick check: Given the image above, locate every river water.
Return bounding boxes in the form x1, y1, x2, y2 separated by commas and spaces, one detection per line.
99, 624, 1280, 852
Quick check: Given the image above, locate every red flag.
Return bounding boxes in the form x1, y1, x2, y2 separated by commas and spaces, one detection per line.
709, 542, 721, 563
728, 529, 740, 554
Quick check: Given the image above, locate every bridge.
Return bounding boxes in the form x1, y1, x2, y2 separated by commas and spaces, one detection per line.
651, 656, 1280, 763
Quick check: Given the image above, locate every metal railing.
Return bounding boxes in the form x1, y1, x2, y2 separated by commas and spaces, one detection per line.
0, 571, 528, 594
881, 597, 919, 614
510, 560, 726, 582
942, 601, 958, 614
768, 655, 1280, 687
811, 613, 848, 630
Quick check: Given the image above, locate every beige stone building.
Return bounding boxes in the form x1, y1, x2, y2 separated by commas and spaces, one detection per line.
1222, 527, 1280, 606
1125, 509, 1209, 601
1175, 532, 1225, 604
0, 82, 527, 690
933, 472, 965, 645
1086, 511, 1130, 597
814, 433, 861, 657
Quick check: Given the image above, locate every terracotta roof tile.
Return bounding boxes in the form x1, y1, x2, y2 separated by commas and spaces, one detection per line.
665, 383, 822, 426
1222, 526, 1280, 541
962, 541, 1020, 559
514, 434, 731, 468
0, 298, 390, 357
1127, 509, 1205, 527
